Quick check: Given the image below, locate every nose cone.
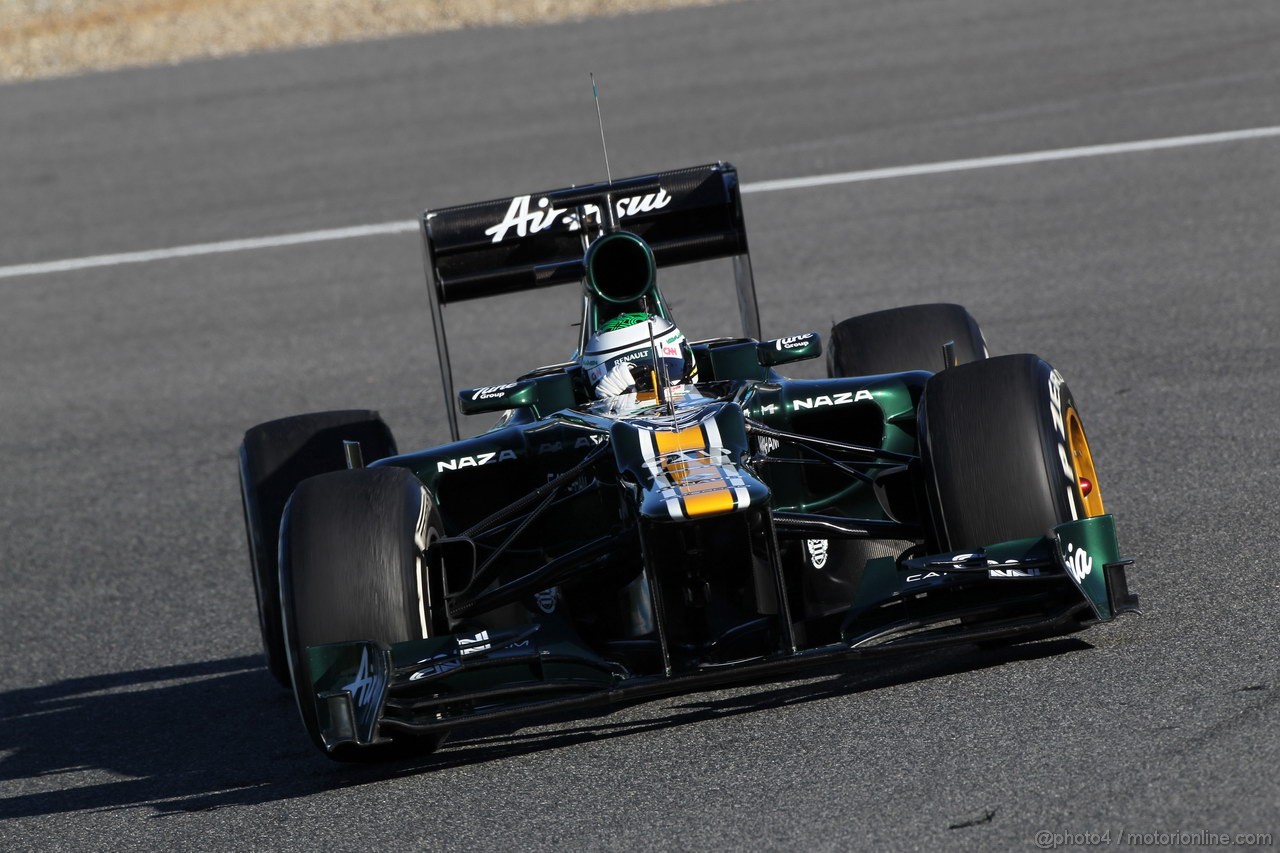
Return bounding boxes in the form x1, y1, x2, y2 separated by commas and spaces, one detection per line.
610, 402, 770, 521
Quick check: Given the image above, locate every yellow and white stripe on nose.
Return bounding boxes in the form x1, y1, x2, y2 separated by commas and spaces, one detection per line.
638, 421, 751, 520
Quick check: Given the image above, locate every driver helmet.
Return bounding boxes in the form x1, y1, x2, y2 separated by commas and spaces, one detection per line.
581, 312, 696, 398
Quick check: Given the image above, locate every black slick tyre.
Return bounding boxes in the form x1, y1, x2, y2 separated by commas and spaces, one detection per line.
828, 303, 988, 377
239, 410, 397, 686
279, 466, 447, 761
920, 353, 1105, 552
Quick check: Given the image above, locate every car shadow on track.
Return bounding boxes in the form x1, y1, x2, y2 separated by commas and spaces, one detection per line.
0, 639, 1090, 817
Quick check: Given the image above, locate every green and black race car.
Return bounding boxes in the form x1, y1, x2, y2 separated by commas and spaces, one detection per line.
239, 162, 1138, 761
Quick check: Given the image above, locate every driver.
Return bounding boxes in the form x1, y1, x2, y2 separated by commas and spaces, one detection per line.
580, 312, 697, 399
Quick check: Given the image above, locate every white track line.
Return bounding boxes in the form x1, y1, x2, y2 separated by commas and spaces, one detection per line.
2, 125, 1277, 280
0, 221, 419, 279
740, 125, 1280, 193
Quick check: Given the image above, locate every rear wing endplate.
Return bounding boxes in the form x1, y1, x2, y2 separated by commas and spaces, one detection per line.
421, 162, 760, 441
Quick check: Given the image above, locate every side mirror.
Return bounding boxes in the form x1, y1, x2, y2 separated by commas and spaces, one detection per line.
757, 332, 822, 367
457, 379, 539, 415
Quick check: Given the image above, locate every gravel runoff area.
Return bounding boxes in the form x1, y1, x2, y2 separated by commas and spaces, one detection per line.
0, 0, 731, 82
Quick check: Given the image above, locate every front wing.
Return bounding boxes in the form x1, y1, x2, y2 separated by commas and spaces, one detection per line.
304, 515, 1137, 754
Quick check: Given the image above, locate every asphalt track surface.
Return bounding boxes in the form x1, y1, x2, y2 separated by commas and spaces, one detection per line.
2, 1, 1278, 849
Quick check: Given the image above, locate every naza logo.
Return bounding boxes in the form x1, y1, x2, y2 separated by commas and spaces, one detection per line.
436, 449, 519, 472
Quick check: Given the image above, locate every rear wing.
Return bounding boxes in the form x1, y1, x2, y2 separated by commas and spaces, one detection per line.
421, 162, 760, 441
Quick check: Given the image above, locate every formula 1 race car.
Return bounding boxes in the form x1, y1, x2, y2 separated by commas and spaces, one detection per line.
239, 162, 1138, 760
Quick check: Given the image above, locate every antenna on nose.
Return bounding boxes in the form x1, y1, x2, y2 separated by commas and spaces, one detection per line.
591, 73, 613, 186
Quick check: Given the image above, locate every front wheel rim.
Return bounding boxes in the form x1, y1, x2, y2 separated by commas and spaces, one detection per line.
1065, 406, 1105, 517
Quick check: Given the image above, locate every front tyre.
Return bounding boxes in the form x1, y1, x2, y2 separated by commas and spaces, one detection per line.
240, 410, 397, 686
279, 467, 447, 760
920, 353, 1105, 552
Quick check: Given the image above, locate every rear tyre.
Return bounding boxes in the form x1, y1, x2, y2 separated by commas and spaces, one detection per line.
279, 467, 447, 761
240, 410, 397, 686
920, 353, 1105, 551
828, 303, 987, 377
